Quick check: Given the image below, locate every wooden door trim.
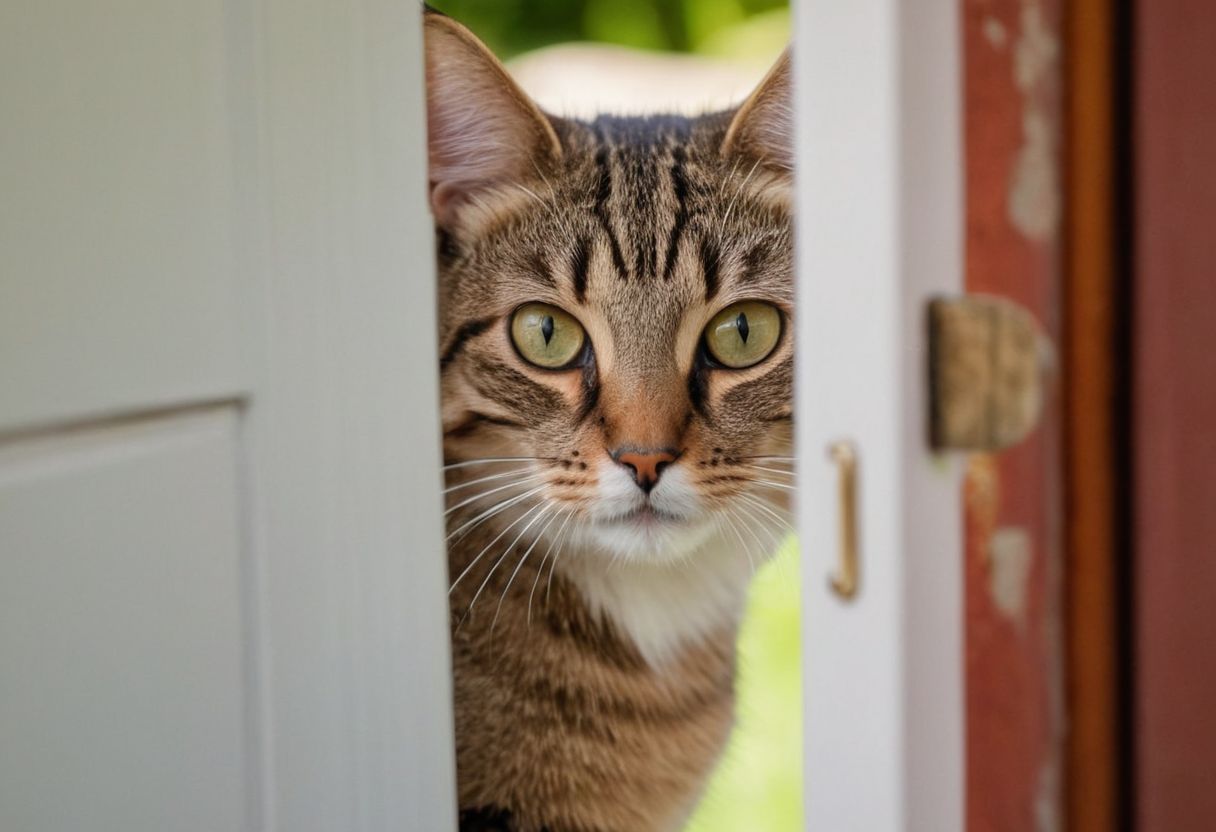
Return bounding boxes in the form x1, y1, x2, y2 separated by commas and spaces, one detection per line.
1063, 0, 1132, 826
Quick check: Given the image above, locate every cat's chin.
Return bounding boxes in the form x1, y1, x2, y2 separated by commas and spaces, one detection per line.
579, 510, 720, 565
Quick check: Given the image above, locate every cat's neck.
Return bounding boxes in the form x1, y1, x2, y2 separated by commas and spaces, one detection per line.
557, 529, 754, 667
447, 524, 743, 832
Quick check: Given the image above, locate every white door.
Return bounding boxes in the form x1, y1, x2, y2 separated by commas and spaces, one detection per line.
796, 1, 965, 830
0, 2, 456, 831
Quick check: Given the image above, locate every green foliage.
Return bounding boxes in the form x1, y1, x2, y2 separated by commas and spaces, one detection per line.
685, 538, 803, 832
428, 0, 788, 59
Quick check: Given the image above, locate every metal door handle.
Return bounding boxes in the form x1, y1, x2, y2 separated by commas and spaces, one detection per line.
827, 440, 860, 600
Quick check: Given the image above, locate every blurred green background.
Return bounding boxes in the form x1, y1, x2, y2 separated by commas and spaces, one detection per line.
428, 0, 789, 61
686, 539, 802, 832
426, 3, 800, 830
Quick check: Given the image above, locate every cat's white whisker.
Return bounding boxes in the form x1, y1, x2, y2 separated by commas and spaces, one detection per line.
528, 508, 575, 626
491, 504, 561, 633
743, 464, 798, 478
452, 501, 546, 618
718, 158, 762, 242
760, 492, 797, 519
446, 484, 547, 543
748, 478, 797, 493
717, 157, 743, 201
444, 466, 538, 494
716, 508, 757, 575
443, 457, 550, 471
725, 503, 769, 572
736, 495, 796, 579
511, 182, 544, 204
528, 159, 555, 192
525, 162, 579, 238
733, 497, 784, 552
735, 499, 795, 588
545, 514, 579, 611
445, 474, 543, 516
739, 490, 796, 529
510, 182, 562, 227
738, 494, 797, 588
468, 503, 551, 632
729, 503, 768, 554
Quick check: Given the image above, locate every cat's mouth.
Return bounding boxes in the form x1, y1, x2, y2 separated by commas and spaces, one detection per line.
581, 494, 717, 561
598, 504, 688, 528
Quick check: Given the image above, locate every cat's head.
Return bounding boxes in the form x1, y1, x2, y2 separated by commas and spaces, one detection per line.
426, 11, 793, 566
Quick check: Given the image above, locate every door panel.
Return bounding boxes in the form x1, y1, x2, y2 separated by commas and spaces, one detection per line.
0, 0, 246, 432
0, 407, 248, 831
0, 2, 456, 830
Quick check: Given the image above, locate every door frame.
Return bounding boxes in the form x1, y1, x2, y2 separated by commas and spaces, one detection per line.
795, 1, 965, 828
1064, 0, 1129, 826
241, 1, 457, 829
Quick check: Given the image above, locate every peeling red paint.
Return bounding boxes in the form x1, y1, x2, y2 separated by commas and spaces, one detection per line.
963, 0, 1066, 829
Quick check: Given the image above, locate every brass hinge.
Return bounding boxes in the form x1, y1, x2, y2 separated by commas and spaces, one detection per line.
927, 295, 1054, 452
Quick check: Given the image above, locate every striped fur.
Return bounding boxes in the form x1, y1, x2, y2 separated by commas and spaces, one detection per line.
426, 11, 793, 831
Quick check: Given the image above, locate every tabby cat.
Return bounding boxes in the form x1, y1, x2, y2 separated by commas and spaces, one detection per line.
425, 10, 793, 831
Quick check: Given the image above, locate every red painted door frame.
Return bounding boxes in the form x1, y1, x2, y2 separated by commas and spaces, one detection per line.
1133, 0, 1216, 828
962, 1, 1066, 829
962, 1, 1216, 828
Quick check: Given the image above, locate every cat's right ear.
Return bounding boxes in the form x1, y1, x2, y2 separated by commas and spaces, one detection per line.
721, 49, 793, 176
423, 11, 562, 227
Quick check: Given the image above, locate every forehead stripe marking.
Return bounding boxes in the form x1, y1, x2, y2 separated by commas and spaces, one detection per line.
740, 238, 770, 284
630, 147, 659, 281
593, 145, 630, 281
700, 236, 721, 302
662, 146, 690, 281
526, 250, 556, 288
634, 229, 656, 282
570, 236, 591, 302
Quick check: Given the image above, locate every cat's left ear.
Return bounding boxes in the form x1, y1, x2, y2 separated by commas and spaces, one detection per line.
721, 49, 793, 175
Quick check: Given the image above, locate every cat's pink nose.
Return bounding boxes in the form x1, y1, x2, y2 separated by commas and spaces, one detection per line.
613, 448, 679, 494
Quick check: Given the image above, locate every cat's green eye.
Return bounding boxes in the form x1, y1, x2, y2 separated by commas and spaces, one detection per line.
704, 301, 782, 369
511, 303, 587, 369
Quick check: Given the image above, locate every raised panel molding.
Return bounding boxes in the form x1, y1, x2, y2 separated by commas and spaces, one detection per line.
0, 0, 248, 432
0, 407, 250, 832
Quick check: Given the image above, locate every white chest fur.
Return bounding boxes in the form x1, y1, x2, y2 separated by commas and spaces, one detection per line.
558, 530, 755, 667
